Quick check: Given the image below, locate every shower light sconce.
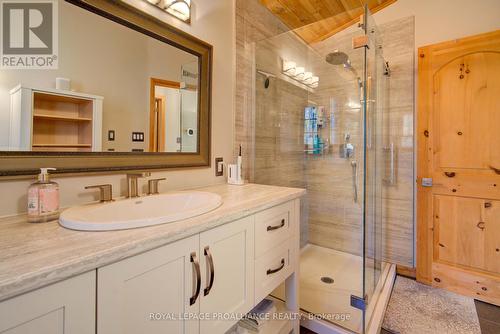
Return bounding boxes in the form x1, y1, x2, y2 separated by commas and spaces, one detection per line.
144, 0, 191, 23
282, 59, 319, 88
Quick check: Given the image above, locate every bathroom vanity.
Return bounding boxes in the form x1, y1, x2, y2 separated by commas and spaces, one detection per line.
0, 183, 305, 334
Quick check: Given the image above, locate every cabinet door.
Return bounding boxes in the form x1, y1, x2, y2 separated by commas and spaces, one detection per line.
0, 271, 95, 334
199, 216, 255, 334
97, 235, 199, 334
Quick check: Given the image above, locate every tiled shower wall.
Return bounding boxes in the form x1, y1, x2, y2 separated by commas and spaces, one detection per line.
235, 0, 310, 246
235, 0, 415, 267
379, 17, 415, 266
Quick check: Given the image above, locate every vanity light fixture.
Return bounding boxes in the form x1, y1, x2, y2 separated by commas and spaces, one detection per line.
144, 0, 191, 24
164, 0, 191, 23
303, 72, 313, 82
282, 59, 319, 88
294, 67, 305, 79
283, 60, 296, 74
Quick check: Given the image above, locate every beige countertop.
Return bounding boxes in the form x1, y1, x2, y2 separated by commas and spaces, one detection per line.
0, 183, 305, 302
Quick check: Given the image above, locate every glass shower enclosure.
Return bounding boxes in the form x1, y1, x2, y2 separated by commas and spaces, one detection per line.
253, 7, 391, 333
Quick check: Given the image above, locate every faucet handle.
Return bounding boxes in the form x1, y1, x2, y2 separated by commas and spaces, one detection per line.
85, 184, 113, 202
148, 178, 166, 195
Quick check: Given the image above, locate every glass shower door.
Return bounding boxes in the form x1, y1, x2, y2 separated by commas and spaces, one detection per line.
252, 6, 389, 333
361, 6, 389, 332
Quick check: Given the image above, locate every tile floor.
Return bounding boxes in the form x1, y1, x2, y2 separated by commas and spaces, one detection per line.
474, 300, 500, 334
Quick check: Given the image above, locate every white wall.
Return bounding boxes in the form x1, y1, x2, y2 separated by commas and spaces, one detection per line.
0, 0, 235, 217
373, 0, 500, 48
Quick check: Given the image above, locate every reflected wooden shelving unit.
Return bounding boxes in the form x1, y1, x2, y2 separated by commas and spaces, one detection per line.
9, 85, 103, 152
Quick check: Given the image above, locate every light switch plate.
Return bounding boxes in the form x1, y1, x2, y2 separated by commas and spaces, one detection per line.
108, 130, 115, 141
215, 157, 223, 176
132, 132, 144, 142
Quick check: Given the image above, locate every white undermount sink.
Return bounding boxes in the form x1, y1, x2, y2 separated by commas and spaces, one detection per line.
59, 191, 223, 231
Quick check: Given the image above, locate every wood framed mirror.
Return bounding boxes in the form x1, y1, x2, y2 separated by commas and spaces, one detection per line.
0, 0, 212, 177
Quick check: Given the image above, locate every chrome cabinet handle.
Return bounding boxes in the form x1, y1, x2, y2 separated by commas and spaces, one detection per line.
267, 219, 285, 231
190, 252, 201, 305
204, 246, 215, 296
351, 160, 358, 203
267, 258, 285, 275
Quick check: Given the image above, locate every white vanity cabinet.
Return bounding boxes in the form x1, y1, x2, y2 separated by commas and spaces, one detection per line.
97, 234, 200, 334
97, 216, 255, 334
199, 216, 254, 334
0, 271, 96, 334
0, 195, 302, 334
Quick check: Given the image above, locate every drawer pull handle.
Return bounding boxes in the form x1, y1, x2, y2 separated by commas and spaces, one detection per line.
477, 222, 485, 230
204, 246, 215, 296
190, 252, 201, 305
267, 219, 285, 231
267, 259, 285, 275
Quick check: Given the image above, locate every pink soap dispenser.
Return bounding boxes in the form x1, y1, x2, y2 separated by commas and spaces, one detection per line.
27, 168, 60, 223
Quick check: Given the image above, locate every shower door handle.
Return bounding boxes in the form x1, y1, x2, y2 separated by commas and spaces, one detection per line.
351, 160, 358, 203
383, 143, 396, 185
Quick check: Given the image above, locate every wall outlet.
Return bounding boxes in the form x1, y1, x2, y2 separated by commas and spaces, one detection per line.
215, 157, 224, 176
108, 130, 115, 141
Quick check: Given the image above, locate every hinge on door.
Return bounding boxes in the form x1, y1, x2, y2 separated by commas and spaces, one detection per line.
350, 294, 367, 311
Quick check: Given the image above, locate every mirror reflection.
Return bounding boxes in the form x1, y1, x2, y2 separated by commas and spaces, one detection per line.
0, 0, 200, 153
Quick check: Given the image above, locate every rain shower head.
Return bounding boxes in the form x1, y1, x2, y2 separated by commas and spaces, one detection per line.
325, 50, 360, 83
325, 51, 349, 66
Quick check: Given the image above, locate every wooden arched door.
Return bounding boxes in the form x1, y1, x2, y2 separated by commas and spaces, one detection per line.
417, 30, 500, 305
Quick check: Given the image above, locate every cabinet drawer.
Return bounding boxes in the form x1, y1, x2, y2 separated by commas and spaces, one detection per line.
255, 201, 292, 258
255, 239, 293, 303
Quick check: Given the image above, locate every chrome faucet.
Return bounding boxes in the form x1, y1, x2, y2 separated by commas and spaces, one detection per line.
126, 172, 151, 198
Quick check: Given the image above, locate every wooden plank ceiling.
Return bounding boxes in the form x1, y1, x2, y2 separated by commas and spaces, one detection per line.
259, 0, 397, 44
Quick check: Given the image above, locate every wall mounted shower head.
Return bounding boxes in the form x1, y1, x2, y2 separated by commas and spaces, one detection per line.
257, 69, 276, 89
